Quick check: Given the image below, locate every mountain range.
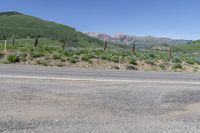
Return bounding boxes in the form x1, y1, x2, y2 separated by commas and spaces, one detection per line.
86, 32, 192, 48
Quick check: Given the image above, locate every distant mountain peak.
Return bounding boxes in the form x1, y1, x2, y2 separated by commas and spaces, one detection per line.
114, 32, 125, 37
85, 32, 192, 48
0, 11, 23, 16
86, 32, 115, 42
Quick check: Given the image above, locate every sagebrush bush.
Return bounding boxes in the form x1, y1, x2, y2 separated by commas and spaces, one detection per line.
186, 59, 195, 65
158, 53, 168, 60
174, 63, 182, 69
52, 52, 62, 60
129, 57, 137, 65
56, 62, 64, 67
145, 59, 155, 65
159, 63, 166, 70
30, 50, 44, 58
69, 55, 79, 63
60, 56, 67, 62
100, 54, 112, 61
195, 58, 200, 64
20, 53, 27, 62
149, 53, 156, 58
81, 54, 93, 62
111, 56, 120, 63
36, 59, 48, 66
172, 58, 182, 63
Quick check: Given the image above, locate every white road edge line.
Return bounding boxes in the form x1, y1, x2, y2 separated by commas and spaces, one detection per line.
0, 75, 200, 85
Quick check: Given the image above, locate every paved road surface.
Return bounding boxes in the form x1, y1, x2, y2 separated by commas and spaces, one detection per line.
0, 65, 200, 133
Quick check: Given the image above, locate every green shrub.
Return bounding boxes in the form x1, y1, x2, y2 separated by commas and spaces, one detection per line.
81, 54, 93, 62
52, 52, 61, 60
6, 55, 19, 63
100, 54, 112, 61
30, 51, 44, 58
149, 53, 156, 58
75, 49, 88, 55
11, 52, 27, 62
174, 63, 182, 69
159, 63, 166, 70
20, 53, 27, 62
145, 59, 155, 65
139, 54, 148, 60
36, 59, 48, 66
120, 50, 130, 57
60, 56, 67, 62
129, 57, 137, 65
111, 56, 120, 63
69, 55, 79, 63
65, 48, 87, 56
93, 48, 104, 53
195, 58, 200, 64
56, 62, 64, 67
158, 53, 168, 60
18, 47, 29, 53
186, 59, 195, 65
172, 58, 182, 63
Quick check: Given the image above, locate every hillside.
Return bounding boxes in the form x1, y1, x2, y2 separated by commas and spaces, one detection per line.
0, 11, 104, 47
173, 40, 200, 53
86, 32, 192, 48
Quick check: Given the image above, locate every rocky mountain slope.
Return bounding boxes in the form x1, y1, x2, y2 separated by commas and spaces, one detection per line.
86, 32, 192, 48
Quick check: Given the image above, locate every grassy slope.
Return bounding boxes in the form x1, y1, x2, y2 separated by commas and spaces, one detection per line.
0, 12, 104, 48
173, 41, 200, 53
0, 37, 199, 72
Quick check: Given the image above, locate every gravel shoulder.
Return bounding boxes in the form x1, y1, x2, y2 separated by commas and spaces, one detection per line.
0, 76, 200, 133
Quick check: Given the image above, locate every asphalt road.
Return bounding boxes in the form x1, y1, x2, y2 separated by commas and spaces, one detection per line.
0, 65, 200, 133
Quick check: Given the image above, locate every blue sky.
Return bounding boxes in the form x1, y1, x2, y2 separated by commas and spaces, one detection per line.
1, 0, 200, 40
